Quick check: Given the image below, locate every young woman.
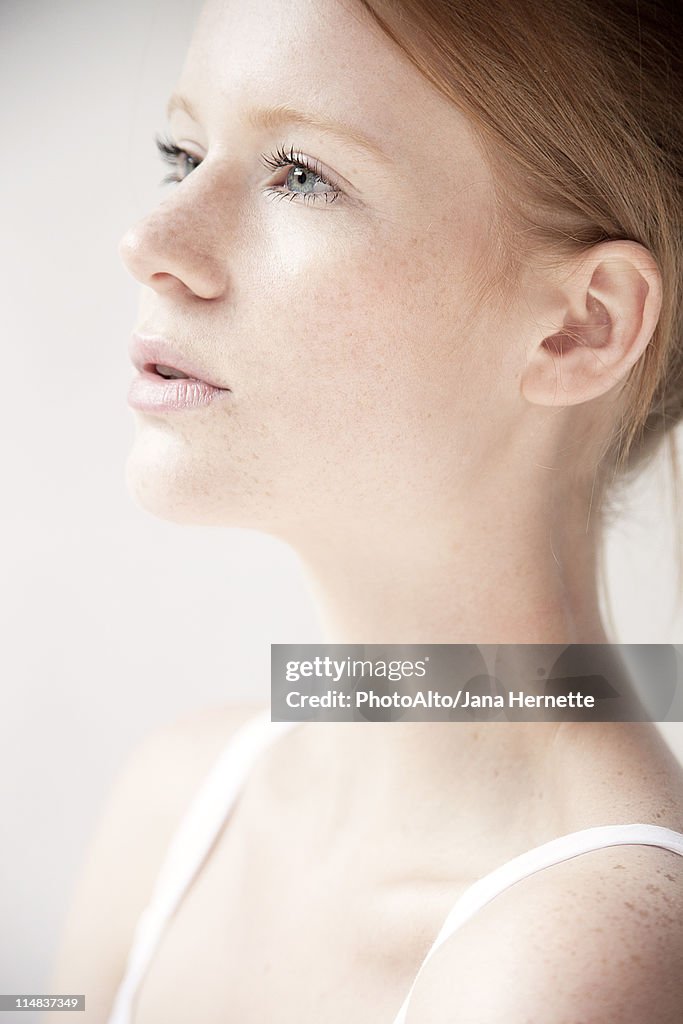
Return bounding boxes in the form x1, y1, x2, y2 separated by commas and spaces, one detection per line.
47, 0, 683, 1021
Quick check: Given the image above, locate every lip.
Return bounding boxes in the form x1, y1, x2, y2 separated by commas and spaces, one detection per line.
128, 333, 232, 413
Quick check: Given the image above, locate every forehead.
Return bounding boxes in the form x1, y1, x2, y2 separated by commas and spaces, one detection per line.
179, 0, 486, 167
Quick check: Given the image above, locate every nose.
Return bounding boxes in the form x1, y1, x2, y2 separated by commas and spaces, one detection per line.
119, 187, 229, 301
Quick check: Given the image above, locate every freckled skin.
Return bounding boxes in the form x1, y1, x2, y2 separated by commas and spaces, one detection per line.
118, 0, 665, 649
115, 10, 683, 1016
121, 0, 513, 543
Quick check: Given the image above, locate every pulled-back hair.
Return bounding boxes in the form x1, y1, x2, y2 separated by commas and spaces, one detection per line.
357, 0, 683, 612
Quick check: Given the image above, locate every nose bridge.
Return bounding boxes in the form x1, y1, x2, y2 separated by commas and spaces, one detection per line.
119, 174, 230, 299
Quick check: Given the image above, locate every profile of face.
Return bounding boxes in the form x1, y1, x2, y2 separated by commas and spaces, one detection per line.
118, 0, 583, 545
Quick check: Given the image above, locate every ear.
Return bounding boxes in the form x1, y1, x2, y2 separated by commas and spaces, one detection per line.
521, 240, 662, 408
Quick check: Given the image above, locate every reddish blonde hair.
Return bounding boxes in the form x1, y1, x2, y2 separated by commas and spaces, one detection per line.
357, 0, 683, 608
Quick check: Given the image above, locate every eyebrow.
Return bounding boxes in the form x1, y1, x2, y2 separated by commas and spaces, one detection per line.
166, 93, 391, 165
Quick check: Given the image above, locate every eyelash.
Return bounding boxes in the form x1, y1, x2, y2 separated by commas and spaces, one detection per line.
155, 135, 342, 205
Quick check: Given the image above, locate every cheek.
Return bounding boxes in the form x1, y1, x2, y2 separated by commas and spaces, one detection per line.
216, 224, 505, 528
245, 215, 499, 469
126, 201, 511, 527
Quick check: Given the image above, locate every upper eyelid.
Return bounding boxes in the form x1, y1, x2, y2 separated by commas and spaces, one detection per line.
156, 136, 204, 161
164, 141, 331, 176
165, 93, 390, 166
260, 145, 341, 188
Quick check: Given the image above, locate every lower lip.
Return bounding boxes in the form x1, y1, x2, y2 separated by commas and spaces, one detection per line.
127, 369, 231, 412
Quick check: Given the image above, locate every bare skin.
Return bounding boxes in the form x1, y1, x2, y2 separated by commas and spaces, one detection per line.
48, 0, 682, 1020
130, 716, 682, 1024
47, 705, 683, 1024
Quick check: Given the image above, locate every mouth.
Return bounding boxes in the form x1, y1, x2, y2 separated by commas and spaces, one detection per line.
128, 363, 233, 413
148, 363, 196, 381
129, 333, 230, 391
127, 333, 233, 412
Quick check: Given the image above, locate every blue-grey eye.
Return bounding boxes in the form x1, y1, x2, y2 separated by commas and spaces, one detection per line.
155, 134, 202, 183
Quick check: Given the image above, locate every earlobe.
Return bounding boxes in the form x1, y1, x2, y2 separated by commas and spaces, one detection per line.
521, 240, 662, 408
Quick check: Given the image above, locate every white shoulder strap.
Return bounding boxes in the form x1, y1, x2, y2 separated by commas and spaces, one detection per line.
390, 823, 683, 1024
107, 710, 295, 1024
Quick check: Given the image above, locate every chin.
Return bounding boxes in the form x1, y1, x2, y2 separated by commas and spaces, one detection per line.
124, 428, 284, 530
125, 459, 209, 525
124, 422, 222, 526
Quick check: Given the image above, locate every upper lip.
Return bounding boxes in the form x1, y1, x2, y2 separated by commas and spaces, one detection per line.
129, 333, 228, 388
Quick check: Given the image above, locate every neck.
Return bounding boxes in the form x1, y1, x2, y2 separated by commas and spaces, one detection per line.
293, 483, 610, 645
279, 476, 614, 852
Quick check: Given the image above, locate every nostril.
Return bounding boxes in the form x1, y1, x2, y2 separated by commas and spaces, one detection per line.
149, 271, 189, 294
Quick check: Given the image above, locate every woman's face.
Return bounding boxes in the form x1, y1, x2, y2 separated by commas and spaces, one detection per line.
121, 0, 526, 540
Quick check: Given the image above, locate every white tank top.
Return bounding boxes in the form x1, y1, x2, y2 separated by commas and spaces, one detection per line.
106, 708, 683, 1024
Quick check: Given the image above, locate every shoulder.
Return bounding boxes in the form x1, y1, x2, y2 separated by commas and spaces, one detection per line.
45, 702, 267, 1022
120, 702, 270, 809
73, 700, 269, 902
406, 840, 683, 1024
92, 701, 270, 849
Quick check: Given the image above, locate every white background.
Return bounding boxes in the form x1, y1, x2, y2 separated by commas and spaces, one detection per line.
1, 0, 682, 1000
